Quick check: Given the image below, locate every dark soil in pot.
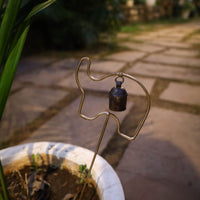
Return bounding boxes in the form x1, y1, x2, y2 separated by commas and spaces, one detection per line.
1, 165, 100, 200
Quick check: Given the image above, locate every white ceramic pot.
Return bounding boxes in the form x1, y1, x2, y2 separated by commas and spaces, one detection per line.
0, 142, 125, 200
146, 0, 156, 7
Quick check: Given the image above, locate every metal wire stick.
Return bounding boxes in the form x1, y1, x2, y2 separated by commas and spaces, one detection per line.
75, 57, 151, 200
79, 114, 110, 200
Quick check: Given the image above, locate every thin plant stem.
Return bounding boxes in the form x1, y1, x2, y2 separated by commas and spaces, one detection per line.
0, 160, 8, 200
0, 192, 4, 200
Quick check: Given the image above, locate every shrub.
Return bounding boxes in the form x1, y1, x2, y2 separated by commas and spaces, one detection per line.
135, 0, 146, 5
27, 0, 121, 50
182, 0, 196, 11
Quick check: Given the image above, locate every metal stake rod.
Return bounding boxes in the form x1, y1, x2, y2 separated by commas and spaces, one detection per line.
79, 114, 110, 200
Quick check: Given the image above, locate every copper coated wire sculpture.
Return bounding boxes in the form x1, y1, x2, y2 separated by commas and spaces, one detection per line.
75, 57, 151, 199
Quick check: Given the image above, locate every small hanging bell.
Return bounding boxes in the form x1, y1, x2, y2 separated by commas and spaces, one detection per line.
109, 77, 127, 112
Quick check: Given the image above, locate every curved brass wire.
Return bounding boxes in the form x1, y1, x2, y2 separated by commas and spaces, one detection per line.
75, 57, 151, 141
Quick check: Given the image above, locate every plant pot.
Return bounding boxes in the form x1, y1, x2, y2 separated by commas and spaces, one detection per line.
0, 142, 125, 200
146, 0, 156, 7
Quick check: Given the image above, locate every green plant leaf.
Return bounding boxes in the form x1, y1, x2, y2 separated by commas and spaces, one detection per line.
15, 0, 45, 27
0, 0, 22, 67
0, 192, 4, 200
79, 165, 83, 172
0, 160, 8, 200
36, 153, 40, 163
79, 164, 87, 173
80, 179, 84, 184
32, 154, 35, 163
25, 0, 56, 22
0, 25, 29, 120
0, 0, 56, 121
83, 164, 87, 171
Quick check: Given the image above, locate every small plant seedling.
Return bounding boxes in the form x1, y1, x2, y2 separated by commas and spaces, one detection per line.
31, 153, 42, 173
78, 164, 92, 184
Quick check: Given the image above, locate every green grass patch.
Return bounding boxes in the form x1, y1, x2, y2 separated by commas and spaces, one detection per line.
117, 37, 143, 44
120, 18, 190, 34
120, 23, 156, 34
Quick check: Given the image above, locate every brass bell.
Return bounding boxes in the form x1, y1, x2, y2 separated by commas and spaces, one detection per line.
109, 77, 127, 112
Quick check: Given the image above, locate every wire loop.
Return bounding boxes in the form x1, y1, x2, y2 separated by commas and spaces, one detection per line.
75, 57, 151, 141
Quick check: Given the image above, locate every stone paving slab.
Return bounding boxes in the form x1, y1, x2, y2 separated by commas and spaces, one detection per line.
121, 42, 165, 53
17, 66, 73, 86
156, 36, 182, 40
117, 33, 133, 39
0, 88, 67, 142
165, 33, 186, 38
148, 41, 192, 49
137, 34, 181, 41
48, 58, 79, 70
141, 33, 185, 42
133, 23, 199, 43
118, 175, 200, 200
57, 71, 155, 96
163, 48, 199, 57
186, 38, 200, 45
158, 27, 198, 36
160, 83, 200, 106
144, 54, 200, 67
126, 62, 200, 82
143, 29, 175, 37
11, 80, 22, 92
116, 107, 200, 200
192, 35, 200, 40
106, 51, 146, 62
81, 60, 126, 73
132, 31, 172, 41
23, 95, 133, 153
133, 35, 155, 41
151, 37, 181, 43
17, 56, 56, 75
163, 32, 190, 38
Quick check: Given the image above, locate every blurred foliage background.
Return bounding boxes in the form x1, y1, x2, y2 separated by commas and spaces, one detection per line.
25, 0, 121, 52
23, 0, 200, 53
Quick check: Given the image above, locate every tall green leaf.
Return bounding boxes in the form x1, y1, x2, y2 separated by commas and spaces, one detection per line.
26, 0, 56, 21
0, 160, 8, 200
0, 0, 22, 67
0, 25, 29, 120
0, 0, 56, 120
0, 193, 3, 200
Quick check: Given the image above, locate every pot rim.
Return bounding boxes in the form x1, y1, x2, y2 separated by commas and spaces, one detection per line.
0, 142, 125, 200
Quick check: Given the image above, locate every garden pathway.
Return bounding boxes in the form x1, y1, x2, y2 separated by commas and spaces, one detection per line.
1, 21, 200, 200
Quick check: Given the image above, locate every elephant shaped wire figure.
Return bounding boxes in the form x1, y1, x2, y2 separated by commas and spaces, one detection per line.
75, 57, 151, 199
